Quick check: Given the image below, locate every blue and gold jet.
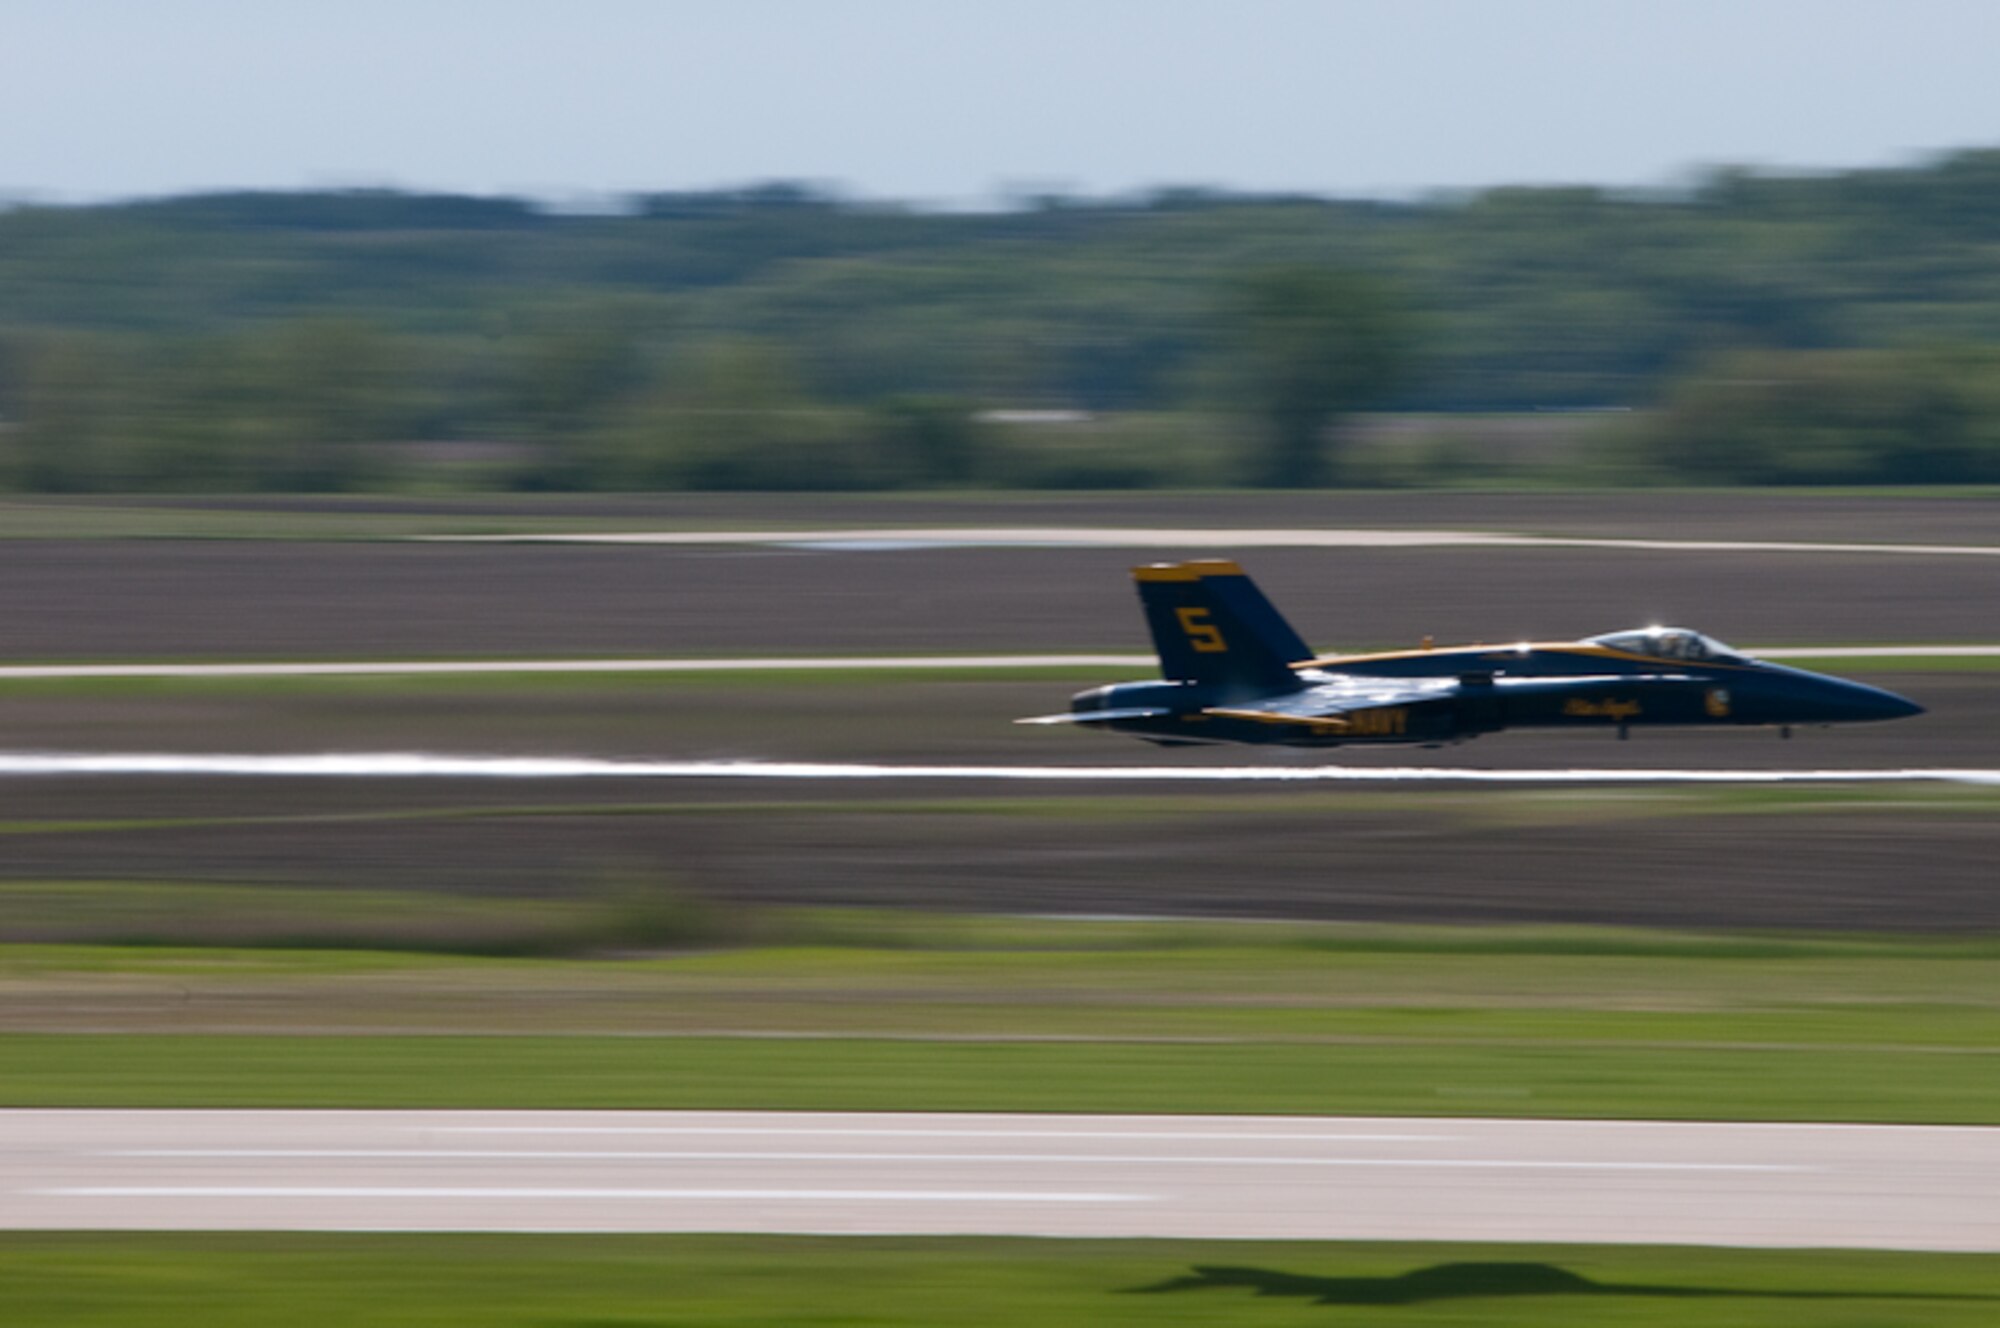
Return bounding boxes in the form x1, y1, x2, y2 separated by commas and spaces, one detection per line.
1020, 559, 1923, 747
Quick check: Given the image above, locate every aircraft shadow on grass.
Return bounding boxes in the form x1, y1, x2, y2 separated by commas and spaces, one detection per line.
1128, 1261, 1999, 1308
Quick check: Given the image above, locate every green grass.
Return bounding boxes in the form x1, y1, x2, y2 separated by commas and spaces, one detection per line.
13, 918, 2000, 1117
1766, 653, 2000, 672
7, 1031, 1998, 1120
0, 499, 654, 541
14, 884, 2000, 961
1, 1234, 1995, 1327
10, 918, 2000, 1118
0, 495, 1050, 542
5, 486, 2000, 542
0, 880, 746, 955
4, 781, 1999, 853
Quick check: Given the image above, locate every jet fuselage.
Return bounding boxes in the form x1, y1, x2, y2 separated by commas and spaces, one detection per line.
1026, 561, 1923, 749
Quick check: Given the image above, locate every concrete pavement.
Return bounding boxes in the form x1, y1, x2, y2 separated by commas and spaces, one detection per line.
5, 1110, 1997, 1250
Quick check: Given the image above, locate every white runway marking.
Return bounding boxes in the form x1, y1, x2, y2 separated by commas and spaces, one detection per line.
49, 1187, 1147, 1204
0, 645, 1985, 680
1, 751, 1996, 786
119, 1150, 1808, 1172
429, 1126, 1452, 1141
422, 526, 2000, 558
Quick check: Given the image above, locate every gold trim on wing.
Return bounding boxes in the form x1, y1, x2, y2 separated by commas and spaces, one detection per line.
1297, 643, 1759, 673
1202, 706, 1354, 732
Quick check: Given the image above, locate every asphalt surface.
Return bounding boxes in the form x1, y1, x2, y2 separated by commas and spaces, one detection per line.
6, 1110, 1997, 1250
7, 540, 2000, 659
0, 666, 1987, 929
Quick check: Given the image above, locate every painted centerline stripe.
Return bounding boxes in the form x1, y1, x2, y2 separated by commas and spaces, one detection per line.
425, 1126, 1453, 1141
112, 1150, 1811, 1172
1, 753, 1997, 785
47, 1187, 1148, 1203
419, 527, 2000, 558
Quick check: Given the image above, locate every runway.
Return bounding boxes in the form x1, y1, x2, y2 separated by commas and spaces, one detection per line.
5, 1110, 1997, 1250
2, 752, 1999, 784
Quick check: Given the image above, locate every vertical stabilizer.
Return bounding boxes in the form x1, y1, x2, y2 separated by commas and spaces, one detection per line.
1131, 560, 1311, 693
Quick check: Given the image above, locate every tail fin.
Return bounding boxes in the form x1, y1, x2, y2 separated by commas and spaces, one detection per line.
1132, 560, 1312, 692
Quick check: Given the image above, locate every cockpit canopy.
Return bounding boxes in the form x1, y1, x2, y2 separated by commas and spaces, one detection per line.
1586, 627, 1743, 663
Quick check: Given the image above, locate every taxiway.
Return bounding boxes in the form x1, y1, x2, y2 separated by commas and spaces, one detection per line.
5, 1110, 1996, 1250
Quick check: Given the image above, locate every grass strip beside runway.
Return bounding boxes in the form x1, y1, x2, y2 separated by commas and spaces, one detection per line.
11, 919, 2000, 1121
7, 922, 2000, 1121
6, 1032, 1999, 1123
2, 1234, 1996, 1326
7, 487, 2000, 543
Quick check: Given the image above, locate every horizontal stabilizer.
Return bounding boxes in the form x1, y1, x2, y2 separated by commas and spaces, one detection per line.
1014, 707, 1172, 726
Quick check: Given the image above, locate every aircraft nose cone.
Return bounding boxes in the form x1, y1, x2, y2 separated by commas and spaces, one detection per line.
1877, 690, 1926, 720
1838, 680, 1925, 722
1754, 672, 1926, 726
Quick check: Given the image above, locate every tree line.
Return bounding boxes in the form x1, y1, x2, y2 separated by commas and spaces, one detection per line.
5, 150, 2000, 490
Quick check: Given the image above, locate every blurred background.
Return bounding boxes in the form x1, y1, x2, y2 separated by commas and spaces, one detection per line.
5, 0, 2000, 495
6, 4, 2000, 1318
8, 161, 2000, 494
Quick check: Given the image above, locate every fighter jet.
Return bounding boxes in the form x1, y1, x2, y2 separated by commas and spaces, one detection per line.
1019, 559, 1923, 747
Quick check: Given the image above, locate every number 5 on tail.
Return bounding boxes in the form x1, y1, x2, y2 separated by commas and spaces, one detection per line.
1176, 606, 1227, 653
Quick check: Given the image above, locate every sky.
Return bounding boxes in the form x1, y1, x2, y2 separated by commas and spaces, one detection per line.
4, 0, 1998, 207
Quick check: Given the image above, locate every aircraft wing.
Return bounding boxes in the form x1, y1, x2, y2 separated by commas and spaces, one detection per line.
1203, 677, 1462, 733
1022, 673, 1705, 735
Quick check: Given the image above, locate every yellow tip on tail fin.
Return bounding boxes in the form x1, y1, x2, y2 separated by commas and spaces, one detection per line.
1131, 563, 1202, 583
